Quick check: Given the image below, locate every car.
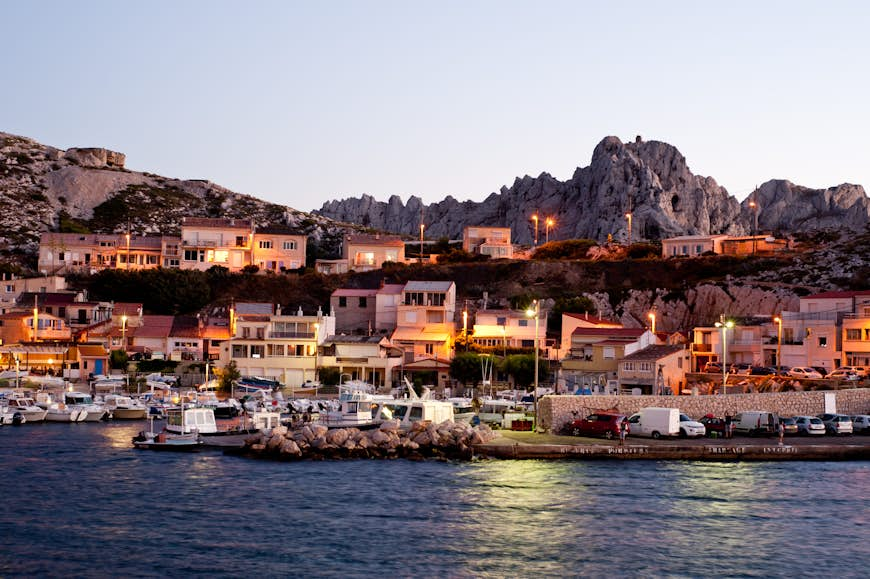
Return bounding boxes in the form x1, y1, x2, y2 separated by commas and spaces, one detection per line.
839, 366, 869, 378
750, 366, 776, 375
826, 368, 861, 381
811, 366, 829, 377
787, 367, 823, 380
699, 414, 727, 437
729, 363, 753, 375
794, 416, 826, 435
777, 416, 799, 435
770, 365, 791, 375
703, 361, 723, 373
817, 413, 853, 435
678, 413, 706, 438
563, 412, 627, 439
850, 415, 870, 434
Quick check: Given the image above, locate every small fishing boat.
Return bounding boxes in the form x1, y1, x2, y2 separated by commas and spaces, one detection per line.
132, 416, 202, 451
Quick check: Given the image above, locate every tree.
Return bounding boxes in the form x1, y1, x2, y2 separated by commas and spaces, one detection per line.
109, 349, 128, 370
501, 354, 549, 389
550, 295, 597, 333
216, 360, 241, 395
318, 366, 340, 386
450, 352, 482, 387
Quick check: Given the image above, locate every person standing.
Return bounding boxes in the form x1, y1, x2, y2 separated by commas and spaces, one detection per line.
724, 413, 733, 439
777, 420, 785, 445
619, 418, 628, 446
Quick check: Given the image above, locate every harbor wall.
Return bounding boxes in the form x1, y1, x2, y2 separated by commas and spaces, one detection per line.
540, 388, 870, 434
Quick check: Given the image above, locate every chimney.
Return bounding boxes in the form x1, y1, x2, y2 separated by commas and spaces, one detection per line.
276, 304, 282, 316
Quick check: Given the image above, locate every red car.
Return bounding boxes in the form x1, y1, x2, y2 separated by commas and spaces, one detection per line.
564, 413, 627, 439
699, 414, 727, 437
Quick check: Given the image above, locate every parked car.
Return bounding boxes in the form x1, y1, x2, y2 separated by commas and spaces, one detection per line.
563, 412, 627, 439
703, 361, 723, 373
838, 366, 869, 378
733, 411, 777, 436
777, 416, 799, 435
750, 366, 776, 376
826, 368, 861, 381
787, 367, 823, 380
817, 413, 853, 435
729, 363, 753, 375
678, 413, 706, 438
811, 366, 829, 377
699, 414, 726, 437
794, 416, 826, 435
770, 365, 791, 375
850, 415, 870, 434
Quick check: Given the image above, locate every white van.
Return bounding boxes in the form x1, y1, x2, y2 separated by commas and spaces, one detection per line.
626, 407, 680, 439
733, 411, 776, 436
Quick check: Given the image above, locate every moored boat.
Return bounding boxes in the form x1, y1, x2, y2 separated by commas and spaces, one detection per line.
104, 394, 148, 420
44, 402, 88, 422
132, 417, 202, 451
64, 392, 107, 422
4, 393, 47, 423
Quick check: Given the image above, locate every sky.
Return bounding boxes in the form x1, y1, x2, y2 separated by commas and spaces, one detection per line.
3, 1, 869, 211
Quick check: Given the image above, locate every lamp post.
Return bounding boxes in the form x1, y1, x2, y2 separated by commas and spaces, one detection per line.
531, 214, 539, 247
462, 309, 468, 351
121, 314, 128, 352
774, 316, 782, 372
545, 217, 554, 244
714, 318, 734, 394
419, 223, 425, 264
501, 325, 507, 357
526, 300, 540, 432
648, 311, 656, 334
625, 212, 633, 247
749, 198, 758, 254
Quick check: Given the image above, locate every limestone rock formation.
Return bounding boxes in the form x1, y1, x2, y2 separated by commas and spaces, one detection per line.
317, 136, 869, 243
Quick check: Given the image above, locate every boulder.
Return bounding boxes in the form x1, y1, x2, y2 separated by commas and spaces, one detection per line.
326, 428, 350, 446
380, 420, 400, 432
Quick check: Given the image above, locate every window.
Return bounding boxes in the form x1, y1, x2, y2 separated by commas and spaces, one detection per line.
212, 250, 229, 263
518, 319, 528, 327
250, 345, 264, 358
235, 236, 246, 247
603, 347, 615, 359
338, 296, 347, 307
232, 345, 248, 358
258, 240, 273, 249
624, 363, 634, 371
497, 317, 506, 326
425, 344, 434, 355
405, 292, 424, 306
359, 297, 367, 308
5, 285, 13, 293
846, 329, 861, 341
242, 327, 250, 339
521, 339, 534, 348
183, 249, 198, 261
256, 327, 265, 340
355, 251, 375, 265
818, 336, 827, 348
283, 240, 297, 251
384, 249, 398, 262
267, 344, 285, 357
430, 293, 445, 306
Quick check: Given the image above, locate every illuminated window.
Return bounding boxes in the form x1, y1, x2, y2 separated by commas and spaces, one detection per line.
213, 250, 229, 263
355, 251, 375, 265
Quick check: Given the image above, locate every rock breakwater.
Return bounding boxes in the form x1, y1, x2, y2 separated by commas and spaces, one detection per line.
236, 419, 500, 461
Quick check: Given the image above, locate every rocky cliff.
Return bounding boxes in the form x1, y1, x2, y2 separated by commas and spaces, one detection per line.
0, 131, 336, 264
317, 136, 869, 243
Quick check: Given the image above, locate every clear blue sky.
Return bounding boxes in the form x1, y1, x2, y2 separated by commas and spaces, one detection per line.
3, 1, 868, 211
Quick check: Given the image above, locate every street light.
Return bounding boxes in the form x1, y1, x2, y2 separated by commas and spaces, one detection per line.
545, 217, 554, 244
774, 316, 783, 372
419, 223, 425, 264
714, 318, 734, 394
462, 309, 468, 351
648, 311, 656, 334
531, 214, 539, 247
121, 314, 128, 352
749, 197, 758, 254
625, 212, 633, 247
501, 324, 507, 357
526, 300, 540, 432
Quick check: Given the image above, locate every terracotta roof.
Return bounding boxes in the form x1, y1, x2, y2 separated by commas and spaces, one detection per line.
182, 217, 252, 229
77, 344, 108, 357
170, 316, 201, 338
571, 327, 646, 338
131, 315, 174, 338
621, 345, 686, 361
804, 290, 870, 299
563, 312, 622, 326
345, 234, 405, 247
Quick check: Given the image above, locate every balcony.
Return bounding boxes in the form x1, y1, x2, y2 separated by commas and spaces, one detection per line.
691, 343, 712, 353
182, 239, 217, 247
269, 331, 315, 339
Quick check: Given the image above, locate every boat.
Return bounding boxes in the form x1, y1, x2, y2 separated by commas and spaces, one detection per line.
0, 406, 26, 425
64, 392, 107, 422
321, 379, 454, 430
4, 393, 47, 423
190, 391, 241, 419
103, 394, 148, 420
320, 388, 390, 429
166, 406, 265, 437
447, 398, 476, 424
132, 417, 202, 451
44, 402, 88, 422
477, 398, 527, 429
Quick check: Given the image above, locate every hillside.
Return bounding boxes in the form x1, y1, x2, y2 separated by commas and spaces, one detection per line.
317, 136, 870, 244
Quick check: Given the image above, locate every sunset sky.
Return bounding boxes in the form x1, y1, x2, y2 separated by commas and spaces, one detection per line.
4, 0, 868, 211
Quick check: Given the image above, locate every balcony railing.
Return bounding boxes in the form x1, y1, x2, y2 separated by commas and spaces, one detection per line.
691, 343, 712, 353
269, 331, 315, 339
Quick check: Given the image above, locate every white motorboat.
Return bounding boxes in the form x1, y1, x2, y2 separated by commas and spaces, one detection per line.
4, 393, 47, 423
44, 402, 88, 423
64, 392, 107, 422
320, 388, 389, 429
321, 381, 454, 430
103, 394, 148, 420
448, 398, 476, 424
0, 406, 26, 425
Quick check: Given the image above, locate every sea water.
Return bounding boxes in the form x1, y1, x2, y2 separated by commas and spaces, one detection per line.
1, 422, 868, 577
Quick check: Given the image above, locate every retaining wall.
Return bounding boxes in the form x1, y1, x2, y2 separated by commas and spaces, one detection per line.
540, 388, 870, 434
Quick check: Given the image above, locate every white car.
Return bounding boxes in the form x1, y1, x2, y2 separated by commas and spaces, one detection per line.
850, 415, 870, 434
826, 369, 861, 381
794, 416, 825, 435
788, 366, 823, 380
678, 413, 706, 438
838, 366, 869, 378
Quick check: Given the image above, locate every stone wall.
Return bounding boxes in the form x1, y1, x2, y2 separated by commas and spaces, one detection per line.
540, 389, 870, 434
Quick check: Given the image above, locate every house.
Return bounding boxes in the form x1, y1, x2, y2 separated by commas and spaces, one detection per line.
17, 291, 113, 331
390, 281, 456, 363
560, 312, 623, 357
317, 335, 404, 389
169, 316, 204, 361
0, 311, 71, 344
251, 226, 307, 272
720, 235, 788, 255
462, 226, 512, 259
180, 217, 253, 272
218, 304, 335, 386
690, 318, 770, 372
560, 327, 655, 390
470, 308, 549, 354
374, 283, 405, 331
618, 344, 690, 395
127, 315, 174, 359
316, 234, 406, 274
38, 232, 182, 274
331, 288, 378, 334
661, 235, 729, 258
0, 275, 67, 312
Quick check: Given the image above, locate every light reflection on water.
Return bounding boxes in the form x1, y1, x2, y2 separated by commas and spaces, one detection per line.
0, 423, 868, 577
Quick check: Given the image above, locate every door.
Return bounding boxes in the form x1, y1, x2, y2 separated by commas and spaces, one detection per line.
94, 359, 103, 375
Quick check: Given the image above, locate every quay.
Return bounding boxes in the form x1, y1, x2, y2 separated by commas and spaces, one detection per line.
474, 430, 870, 461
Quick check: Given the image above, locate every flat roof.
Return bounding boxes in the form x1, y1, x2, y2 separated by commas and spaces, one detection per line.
404, 281, 454, 292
